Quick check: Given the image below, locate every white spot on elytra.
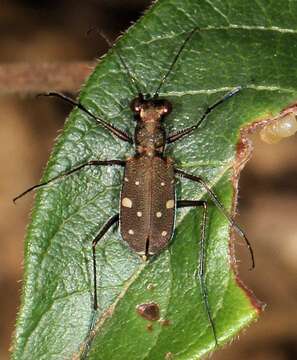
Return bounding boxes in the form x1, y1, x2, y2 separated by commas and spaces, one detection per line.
135, 180, 140, 185
137, 211, 142, 217
124, 177, 129, 182
162, 231, 167, 237
166, 199, 174, 209
128, 229, 134, 235
122, 197, 132, 208
156, 211, 162, 218
161, 182, 165, 186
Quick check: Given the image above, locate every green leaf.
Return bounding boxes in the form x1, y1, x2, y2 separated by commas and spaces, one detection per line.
12, 0, 297, 359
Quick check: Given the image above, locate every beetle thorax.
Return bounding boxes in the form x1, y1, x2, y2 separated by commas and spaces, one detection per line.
131, 96, 172, 157
135, 119, 166, 156
139, 106, 165, 123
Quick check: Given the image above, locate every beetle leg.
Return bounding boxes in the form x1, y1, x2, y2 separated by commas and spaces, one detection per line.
39, 92, 133, 144
175, 168, 255, 269
177, 200, 218, 345
92, 213, 119, 310
13, 159, 125, 202
166, 87, 241, 144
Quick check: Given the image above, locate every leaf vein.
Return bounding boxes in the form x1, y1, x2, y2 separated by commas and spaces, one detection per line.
204, 0, 230, 24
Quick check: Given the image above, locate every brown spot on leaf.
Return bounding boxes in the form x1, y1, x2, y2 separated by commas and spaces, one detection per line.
136, 302, 160, 321
159, 318, 171, 327
146, 323, 153, 332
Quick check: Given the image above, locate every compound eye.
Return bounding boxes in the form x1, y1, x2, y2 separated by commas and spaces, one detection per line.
130, 97, 142, 113
163, 100, 172, 115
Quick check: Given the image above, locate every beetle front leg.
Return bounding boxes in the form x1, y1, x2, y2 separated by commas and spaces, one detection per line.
40, 92, 133, 144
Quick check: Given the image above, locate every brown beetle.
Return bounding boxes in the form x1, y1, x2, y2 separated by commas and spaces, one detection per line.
14, 28, 254, 346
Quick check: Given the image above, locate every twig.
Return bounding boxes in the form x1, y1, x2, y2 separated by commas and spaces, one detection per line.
0, 62, 96, 95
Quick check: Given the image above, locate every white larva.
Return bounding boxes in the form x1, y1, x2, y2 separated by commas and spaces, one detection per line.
260, 113, 297, 144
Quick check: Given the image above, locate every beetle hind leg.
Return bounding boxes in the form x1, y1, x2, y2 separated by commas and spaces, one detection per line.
177, 200, 218, 346
92, 213, 119, 310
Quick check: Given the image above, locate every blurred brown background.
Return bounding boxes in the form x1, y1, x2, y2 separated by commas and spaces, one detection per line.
0, 1, 296, 359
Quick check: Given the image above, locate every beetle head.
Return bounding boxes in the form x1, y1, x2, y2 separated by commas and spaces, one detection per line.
130, 94, 172, 121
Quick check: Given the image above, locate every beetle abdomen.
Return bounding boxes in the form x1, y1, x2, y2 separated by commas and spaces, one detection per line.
120, 156, 175, 255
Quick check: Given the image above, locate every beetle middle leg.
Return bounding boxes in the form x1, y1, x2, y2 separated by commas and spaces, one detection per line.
177, 199, 218, 345
13, 159, 125, 202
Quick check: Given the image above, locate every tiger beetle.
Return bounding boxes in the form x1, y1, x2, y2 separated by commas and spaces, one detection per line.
14, 28, 254, 346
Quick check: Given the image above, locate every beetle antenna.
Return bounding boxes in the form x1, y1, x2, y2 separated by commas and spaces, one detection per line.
87, 27, 143, 95
153, 27, 199, 97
